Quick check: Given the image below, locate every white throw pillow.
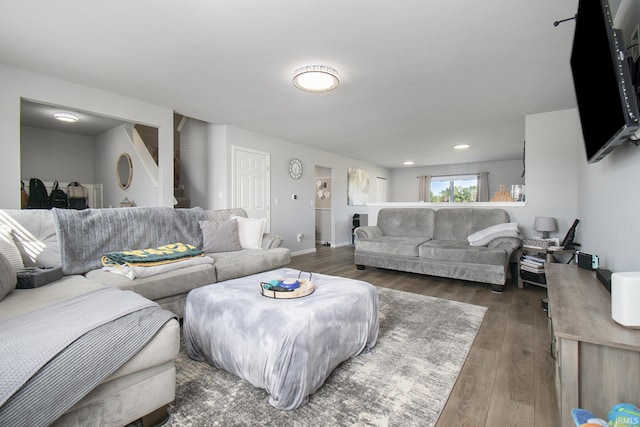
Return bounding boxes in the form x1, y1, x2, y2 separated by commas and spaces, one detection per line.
231, 215, 266, 250
0, 251, 17, 301
468, 222, 519, 247
0, 224, 24, 270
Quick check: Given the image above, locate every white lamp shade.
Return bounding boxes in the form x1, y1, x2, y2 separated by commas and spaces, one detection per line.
533, 217, 557, 232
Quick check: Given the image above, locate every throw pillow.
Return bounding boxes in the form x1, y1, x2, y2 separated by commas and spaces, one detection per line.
0, 251, 17, 301
468, 222, 520, 247
199, 219, 243, 253
231, 215, 266, 250
0, 224, 24, 270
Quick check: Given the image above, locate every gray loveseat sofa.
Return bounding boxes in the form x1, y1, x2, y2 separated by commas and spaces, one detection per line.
0, 206, 290, 426
354, 208, 522, 291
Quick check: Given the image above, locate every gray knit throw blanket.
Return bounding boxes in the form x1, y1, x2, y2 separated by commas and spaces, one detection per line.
52, 206, 207, 275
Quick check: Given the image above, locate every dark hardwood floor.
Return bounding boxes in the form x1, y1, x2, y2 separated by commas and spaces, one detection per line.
288, 245, 559, 427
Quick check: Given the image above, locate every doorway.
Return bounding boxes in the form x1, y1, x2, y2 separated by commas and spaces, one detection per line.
376, 176, 388, 202
314, 165, 333, 247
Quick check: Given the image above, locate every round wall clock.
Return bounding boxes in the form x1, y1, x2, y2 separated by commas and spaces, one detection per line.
289, 158, 303, 179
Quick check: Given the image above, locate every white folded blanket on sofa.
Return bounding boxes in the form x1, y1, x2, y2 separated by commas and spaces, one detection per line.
102, 256, 214, 280
467, 222, 519, 246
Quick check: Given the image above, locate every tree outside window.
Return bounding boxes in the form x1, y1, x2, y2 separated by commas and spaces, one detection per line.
430, 175, 478, 202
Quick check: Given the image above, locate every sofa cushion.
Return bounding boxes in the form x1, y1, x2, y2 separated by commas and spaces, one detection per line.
199, 219, 242, 253
377, 208, 435, 238
419, 240, 507, 265
357, 236, 431, 257
433, 208, 510, 241
0, 275, 104, 320
0, 252, 16, 301
210, 248, 291, 282
86, 263, 216, 302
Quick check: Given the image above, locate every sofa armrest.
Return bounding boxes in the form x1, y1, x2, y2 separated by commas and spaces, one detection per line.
354, 226, 384, 239
488, 236, 522, 262
262, 233, 284, 249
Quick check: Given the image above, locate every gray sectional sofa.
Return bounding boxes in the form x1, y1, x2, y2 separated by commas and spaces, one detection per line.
354, 207, 522, 291
0, 206, 290, 426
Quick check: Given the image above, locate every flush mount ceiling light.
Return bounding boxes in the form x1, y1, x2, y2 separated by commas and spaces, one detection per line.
403, 161, 414, 165
292, 65, 340, 93
454, 144, 470, 150
53, 112, 79, 123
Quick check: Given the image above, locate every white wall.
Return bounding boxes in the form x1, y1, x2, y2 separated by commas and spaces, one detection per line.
21, 126, 95, 184
93, 125, 160, 208
179, 117, 209, 209
0, 64, 175, 208
197, 125, 390, 254
522, 109, 579, 240
390, 159, 525, 202
576, 123, 640, 272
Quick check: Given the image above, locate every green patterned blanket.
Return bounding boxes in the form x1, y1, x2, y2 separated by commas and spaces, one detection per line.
102, 242, 203, 267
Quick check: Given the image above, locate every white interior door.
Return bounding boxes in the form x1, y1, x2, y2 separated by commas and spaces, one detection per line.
232, 146, 270, 231
376, 176, 388, 202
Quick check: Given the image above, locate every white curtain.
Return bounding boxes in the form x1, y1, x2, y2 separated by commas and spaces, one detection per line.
418, 175, 431, 202
477, 172, 489, 202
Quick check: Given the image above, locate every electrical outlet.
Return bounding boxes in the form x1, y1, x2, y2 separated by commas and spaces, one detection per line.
292, 194, 298, 200
296, 233, 304, 242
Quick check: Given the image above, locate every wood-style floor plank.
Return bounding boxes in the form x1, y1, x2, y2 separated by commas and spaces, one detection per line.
288, 245, 560, 427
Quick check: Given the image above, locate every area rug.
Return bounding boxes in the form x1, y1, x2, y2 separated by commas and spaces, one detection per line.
165, 287, 487, 426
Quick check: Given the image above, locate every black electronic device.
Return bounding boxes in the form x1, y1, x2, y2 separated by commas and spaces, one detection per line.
561, 219, 580, 249
577, 251, 599, 270
353, 214, 362, 227
570, 0, 640, 163
597, 268, 613, 293
16, 266, 63, 289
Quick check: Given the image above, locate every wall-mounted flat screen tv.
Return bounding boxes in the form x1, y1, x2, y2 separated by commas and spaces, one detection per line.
570, 0, 640, 163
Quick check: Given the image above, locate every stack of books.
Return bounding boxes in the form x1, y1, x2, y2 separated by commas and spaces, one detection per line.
520, 254, 546, 284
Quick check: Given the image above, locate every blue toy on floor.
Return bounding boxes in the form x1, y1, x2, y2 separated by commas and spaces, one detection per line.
572, 408, 607, 426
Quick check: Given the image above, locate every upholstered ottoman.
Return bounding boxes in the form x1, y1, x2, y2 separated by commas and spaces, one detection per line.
183, 268, 379, 410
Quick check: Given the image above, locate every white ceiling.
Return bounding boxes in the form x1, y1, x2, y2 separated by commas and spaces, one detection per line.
1, 0, 580, 168
20, 100, 126, 136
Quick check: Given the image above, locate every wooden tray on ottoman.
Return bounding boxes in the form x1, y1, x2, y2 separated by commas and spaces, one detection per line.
260, 271, 315, 299
260, 278, 315, 299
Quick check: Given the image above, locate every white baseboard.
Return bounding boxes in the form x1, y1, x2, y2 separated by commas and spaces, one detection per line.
291, 247, 317, 257
333, 241, 353, 248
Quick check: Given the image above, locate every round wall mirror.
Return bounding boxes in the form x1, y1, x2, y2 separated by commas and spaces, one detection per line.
116, 153, 133, 190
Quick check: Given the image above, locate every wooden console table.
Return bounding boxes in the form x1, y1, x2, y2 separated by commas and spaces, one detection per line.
546, 263, 640, 426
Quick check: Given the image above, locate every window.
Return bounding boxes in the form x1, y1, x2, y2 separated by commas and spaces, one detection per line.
430, 175, 478, 202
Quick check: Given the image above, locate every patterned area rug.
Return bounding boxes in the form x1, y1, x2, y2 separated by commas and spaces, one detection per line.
166, 287, 486, 426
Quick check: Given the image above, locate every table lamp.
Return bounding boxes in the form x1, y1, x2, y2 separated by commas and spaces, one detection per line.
534, 216, 556, 239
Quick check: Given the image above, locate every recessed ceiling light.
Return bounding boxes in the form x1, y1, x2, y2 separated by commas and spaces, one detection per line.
454, 144, 470, 150
403, 161, 414, 165
292, 65, 340, 93
53, 112, 79, 123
